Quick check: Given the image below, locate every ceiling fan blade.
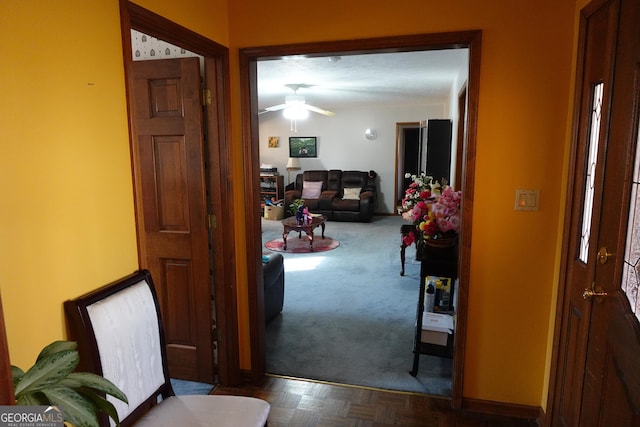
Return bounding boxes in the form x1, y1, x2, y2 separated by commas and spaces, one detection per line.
259, 104, 287, 114
304, 104, 336, 116
264, 103, 287, 111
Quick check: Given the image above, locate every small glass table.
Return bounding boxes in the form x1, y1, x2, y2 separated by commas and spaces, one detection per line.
281, 215, 327, 251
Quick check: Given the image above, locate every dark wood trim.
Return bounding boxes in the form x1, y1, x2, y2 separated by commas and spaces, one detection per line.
452, 29, 482, 410
203, 52, 242, 386
240, 30, 482, 405
119, 0, 239, 385
0, 292, 15, 405
240, 30, 482, 59
462, 397, 542, 422
123, 2, 228, 57
240, 46, 268, 382
454, 84, 467, 192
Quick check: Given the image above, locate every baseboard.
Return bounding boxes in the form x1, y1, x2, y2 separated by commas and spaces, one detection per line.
240, 369, 263, 385
462, 397, 542, 424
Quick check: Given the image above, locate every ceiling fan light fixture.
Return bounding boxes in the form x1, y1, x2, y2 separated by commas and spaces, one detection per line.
283, 106, 309, 120
285, 94, 306, 104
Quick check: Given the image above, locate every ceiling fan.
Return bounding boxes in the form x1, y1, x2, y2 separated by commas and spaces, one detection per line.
259, 84, 336, 117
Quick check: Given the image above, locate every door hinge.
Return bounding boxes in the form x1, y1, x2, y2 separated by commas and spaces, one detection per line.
208, 213, 216, 230
203, 88, 212, 106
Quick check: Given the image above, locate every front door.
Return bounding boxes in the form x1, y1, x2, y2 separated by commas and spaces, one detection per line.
551, 0, 640, 424
130, 58, 214, 383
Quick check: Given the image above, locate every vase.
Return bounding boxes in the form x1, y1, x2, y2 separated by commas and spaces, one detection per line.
416, 236, 459, 278
296, 207, 305, 224
423, 235, 458, 248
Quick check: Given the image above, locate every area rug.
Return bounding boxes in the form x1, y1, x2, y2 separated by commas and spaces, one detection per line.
265, 236, 340, 253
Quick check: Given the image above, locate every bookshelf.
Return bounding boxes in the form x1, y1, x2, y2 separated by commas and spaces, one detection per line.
259, 175, 284, 212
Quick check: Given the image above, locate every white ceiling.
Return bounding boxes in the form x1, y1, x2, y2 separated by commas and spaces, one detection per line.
129, 30, 469, 115
257, 49, 470, 113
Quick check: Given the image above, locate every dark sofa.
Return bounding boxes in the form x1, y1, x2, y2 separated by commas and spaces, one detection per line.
284, 170, 377, 222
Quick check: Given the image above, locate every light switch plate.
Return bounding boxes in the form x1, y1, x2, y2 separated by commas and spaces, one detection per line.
515, 189, 539, 211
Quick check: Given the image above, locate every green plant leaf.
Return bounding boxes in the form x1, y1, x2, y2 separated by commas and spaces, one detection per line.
36, 341, 77, 363
66, 372, 128, 403
41, 385, 99, 427
16, 391, 47, 406
77, 389, 122, 426
14, 350, 79, 396
11, 365, 24, 389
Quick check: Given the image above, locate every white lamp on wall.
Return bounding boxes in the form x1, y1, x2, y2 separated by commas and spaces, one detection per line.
286, 157, 301, 185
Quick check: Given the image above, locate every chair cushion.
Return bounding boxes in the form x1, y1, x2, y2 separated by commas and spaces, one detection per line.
134, 395, 270, 427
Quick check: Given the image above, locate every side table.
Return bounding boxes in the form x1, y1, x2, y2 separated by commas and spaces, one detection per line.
281, 215, 327, 251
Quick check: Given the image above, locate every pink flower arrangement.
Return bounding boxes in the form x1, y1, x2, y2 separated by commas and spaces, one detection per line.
401, 173, 461, 246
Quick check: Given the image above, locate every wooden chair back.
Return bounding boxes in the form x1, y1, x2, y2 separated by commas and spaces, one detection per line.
64, 270, 174, 427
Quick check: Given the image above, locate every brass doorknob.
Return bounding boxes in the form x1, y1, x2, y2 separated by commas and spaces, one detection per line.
597, 247, 615, 264
583, 283, 608, 301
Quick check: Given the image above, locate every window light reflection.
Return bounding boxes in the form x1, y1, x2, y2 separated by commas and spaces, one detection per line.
283, 256, 325, 272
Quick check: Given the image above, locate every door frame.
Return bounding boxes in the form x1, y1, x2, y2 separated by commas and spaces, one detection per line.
454, 85, 468, 191
119, 1, 240, 385
395, 122, 420, 210
240, 30, 482, 407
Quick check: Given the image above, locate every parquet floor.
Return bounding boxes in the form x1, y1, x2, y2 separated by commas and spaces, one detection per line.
212, 375, 539, 426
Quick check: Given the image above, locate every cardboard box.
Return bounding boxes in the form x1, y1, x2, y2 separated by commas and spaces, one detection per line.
264, 205, 284, 220
420, 312, 454, 346
421, 329, 449, 346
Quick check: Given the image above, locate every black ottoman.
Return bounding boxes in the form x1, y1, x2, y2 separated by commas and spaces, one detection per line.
263, 253, 284, 323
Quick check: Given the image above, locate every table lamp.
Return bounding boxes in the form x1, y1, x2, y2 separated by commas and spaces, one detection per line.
286, 157, 301, 185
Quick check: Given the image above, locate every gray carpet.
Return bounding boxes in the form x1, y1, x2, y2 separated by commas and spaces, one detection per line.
262, 215, 453, 396
171, 378, 213, 395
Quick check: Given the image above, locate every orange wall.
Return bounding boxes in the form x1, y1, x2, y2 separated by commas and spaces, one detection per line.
0, 0, 580, 411
228, 0, 576, 408
0, 0, 227, 370
0, 0, 138, 367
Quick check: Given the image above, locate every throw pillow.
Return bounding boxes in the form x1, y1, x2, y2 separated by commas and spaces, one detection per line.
301, 181, 323, 199
343, 187, 362, 200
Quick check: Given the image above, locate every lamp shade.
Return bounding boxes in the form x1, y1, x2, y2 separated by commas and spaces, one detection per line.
286, 157, 301, 171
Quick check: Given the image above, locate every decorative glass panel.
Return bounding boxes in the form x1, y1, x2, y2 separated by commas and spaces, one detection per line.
622, 118, 640, 320
579, 82, 604, 263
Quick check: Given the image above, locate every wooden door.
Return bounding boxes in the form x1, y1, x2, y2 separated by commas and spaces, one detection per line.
551, 0, 640, 424
131, 58, 214, 383
425, 119, 452, 184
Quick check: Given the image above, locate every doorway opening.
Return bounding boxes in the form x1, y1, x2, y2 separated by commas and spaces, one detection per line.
241, 30, 481, 405
396, 122, 420, 210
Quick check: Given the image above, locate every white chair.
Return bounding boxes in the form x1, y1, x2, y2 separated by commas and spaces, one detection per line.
64, 270, 270, 427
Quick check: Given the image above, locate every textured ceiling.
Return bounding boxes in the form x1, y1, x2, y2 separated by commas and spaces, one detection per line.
257, 49, 469, 113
